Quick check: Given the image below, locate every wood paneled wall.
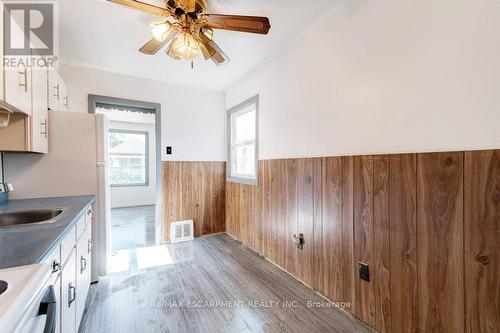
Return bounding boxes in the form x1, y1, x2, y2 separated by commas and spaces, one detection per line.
226, 150, 500, 333
464, 151, 500, 333
162, 161, 225, 242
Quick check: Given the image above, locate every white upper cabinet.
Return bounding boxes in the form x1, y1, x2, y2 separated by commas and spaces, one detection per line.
31, 66, 49, 153
0, 53, 50, 153
3, 10, 31, 115
48, 69, 68, 112
47, 68, 59, 111
4, 64, 32, 115
60, 80, 68, 112
0, 6, 68, 153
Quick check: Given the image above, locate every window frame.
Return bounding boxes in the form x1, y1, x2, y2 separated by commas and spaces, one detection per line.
226, 95, 259, 186
108, 129, 150, 188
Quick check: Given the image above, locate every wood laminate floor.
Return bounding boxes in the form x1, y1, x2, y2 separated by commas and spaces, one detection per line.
79, 234, 373, 333
111, 205, 155, 251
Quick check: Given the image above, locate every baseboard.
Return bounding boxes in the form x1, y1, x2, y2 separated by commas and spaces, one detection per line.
222, 232, 370, 328
111, 203, 155, 209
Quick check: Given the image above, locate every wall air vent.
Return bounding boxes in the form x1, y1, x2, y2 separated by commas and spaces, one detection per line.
170, 220, 194, 244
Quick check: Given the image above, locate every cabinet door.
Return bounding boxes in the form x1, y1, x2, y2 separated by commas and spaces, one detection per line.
61, 249, 77, 333
31, 66, 49, 153
85, 206, 93, 231
44, 249, 62, 333
59, 80, 68, 112
5, 65, 31, 114
47, 69, 60, 111
53, 275, 62, 333
76, 225, 92, 330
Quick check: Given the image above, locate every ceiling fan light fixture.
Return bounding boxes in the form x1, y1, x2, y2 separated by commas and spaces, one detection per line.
169, 29, 200, 61
110, 0, 271, 65
150, 21, 172, 41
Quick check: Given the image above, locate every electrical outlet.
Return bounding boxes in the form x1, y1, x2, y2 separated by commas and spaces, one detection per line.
292, 233, 304, 250
358, 262, 369, 281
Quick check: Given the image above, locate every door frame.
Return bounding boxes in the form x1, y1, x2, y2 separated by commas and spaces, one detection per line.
88, 94, 163, 253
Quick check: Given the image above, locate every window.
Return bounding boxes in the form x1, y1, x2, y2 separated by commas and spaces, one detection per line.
108, 130, 149, 186
227, 95, 258, 185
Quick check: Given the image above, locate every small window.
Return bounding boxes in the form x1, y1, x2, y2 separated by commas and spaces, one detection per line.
227, 95, 258, 185
108, 130, 149, 187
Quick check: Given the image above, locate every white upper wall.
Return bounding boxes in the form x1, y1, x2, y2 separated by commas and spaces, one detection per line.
60, 63, 225, 162
226, 0, 500, 160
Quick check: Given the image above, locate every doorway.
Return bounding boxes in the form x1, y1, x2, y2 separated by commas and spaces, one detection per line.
88, 95, 162, 275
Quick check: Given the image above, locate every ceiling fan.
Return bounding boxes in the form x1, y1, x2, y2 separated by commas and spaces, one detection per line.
107, 0, 271, 65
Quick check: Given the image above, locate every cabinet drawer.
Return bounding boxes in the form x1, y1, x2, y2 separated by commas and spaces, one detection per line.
60, 226, 76, 266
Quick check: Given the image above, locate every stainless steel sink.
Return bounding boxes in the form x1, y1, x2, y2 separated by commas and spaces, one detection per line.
0, 209, 63, 228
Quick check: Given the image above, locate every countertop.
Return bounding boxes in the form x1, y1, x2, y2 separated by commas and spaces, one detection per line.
0, 195, 95, 269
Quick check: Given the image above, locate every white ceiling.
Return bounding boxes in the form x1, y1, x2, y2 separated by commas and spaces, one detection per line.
60, 0, 344, 91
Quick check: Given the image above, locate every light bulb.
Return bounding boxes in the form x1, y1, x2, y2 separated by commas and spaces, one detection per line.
170, 30, 200, 61
150, 22, 171, 41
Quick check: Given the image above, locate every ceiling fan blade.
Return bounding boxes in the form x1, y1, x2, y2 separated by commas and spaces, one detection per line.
198, 30, 230, 65
201, 14, 271, 35
198, 41, 216, 61
139, 30, 177, 55
107, 0, 171, 16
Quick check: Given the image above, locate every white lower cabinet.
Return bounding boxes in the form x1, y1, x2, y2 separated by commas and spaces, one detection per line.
49, 205, 93, 333
53, 275, 62, 333
76, 223, 92, 329
61, 249, 77, 333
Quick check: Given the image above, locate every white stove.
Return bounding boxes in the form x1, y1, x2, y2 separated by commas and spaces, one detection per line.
0, 264, 53, 333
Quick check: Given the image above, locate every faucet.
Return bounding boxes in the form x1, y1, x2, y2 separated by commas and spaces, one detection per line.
0, 183, 13, 193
